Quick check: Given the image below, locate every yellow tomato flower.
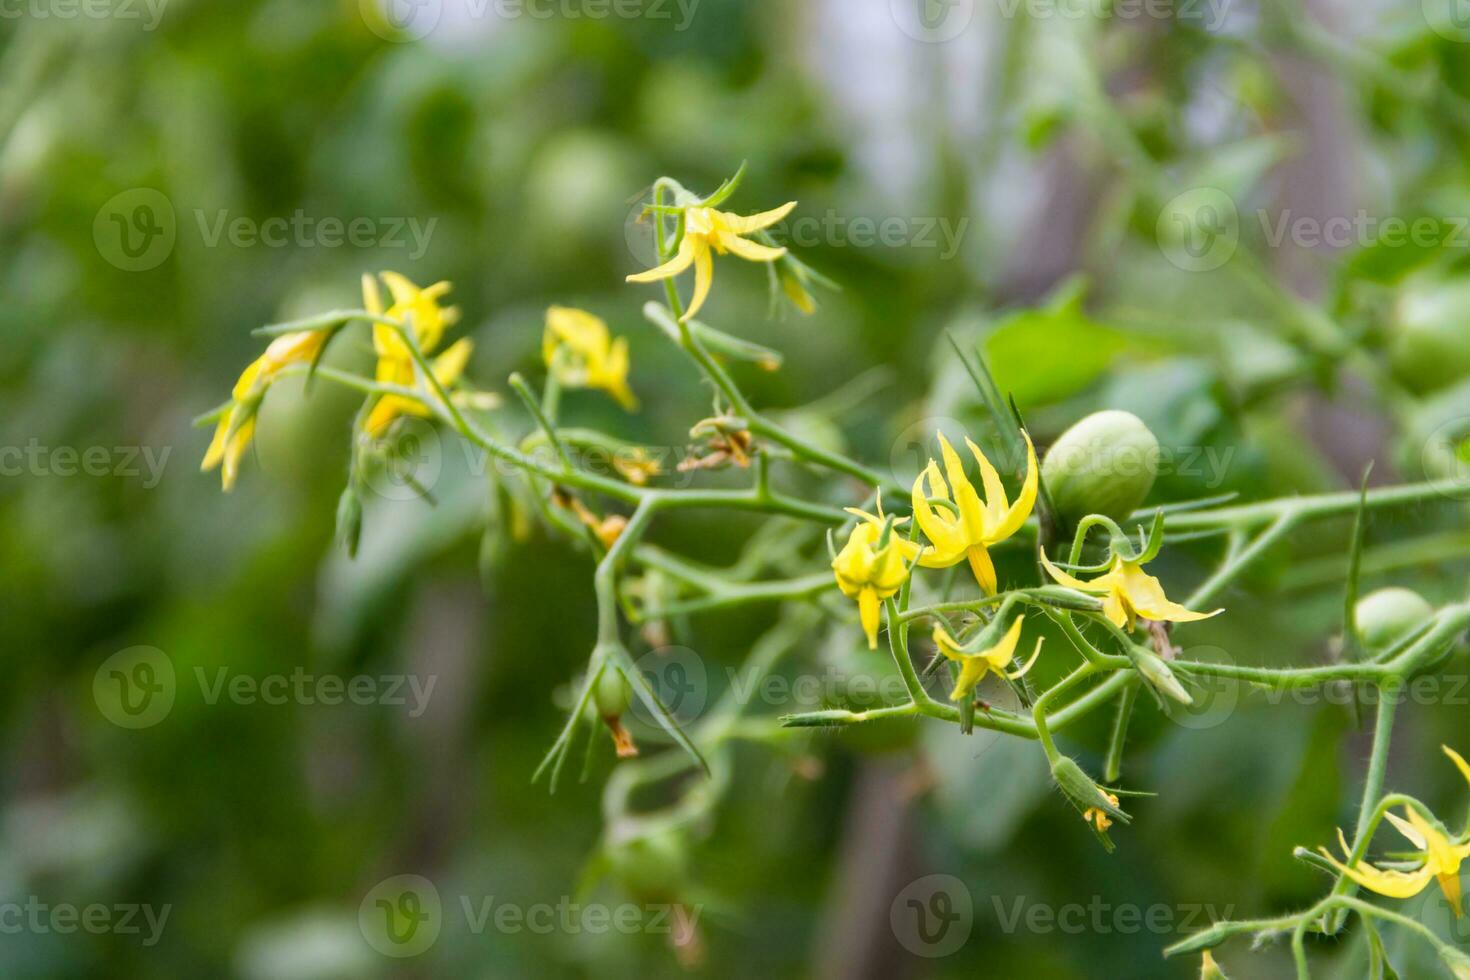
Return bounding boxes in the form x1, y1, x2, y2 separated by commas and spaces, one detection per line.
1318, 746, 1470, 914
360, 272, 475, 437
543, 306, 637, 411
831, 506, 921, 650
1041, 552, 1222, 631
910, 431, 1038, 593
201, 329, 326, 491
364, 338, 474, 437
932, 615, 1044, 702
626, 202, 796, 322
364, 270, 460, 367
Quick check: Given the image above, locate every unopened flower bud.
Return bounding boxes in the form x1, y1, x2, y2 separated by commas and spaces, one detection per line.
335, 485, 363, 558
593, 662, 637, 759
1042, 411, 1161, 524
1355, 587, 1434, 651
1051, 755, 1130, 825
1134, 647, 1194, 705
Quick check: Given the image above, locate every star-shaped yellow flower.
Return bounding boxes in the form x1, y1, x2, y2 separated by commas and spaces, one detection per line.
201, 329, 326, 491
361, 272, 471, 437
910, 431, 1038, 593
831, 506, 921, 650
365, 338, 475, 437
1041, 552, 1221, 630
932, 615, 1044, 702
543, 306, 637, 411
365, 271, 459, 368
1319, 746, 1470, 915
626, 202, 796, 322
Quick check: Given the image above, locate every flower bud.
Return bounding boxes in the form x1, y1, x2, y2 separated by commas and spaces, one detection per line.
1355, 587, 1434, 651
1390, 276, 1470, 394
1042, 411, 1161, 524
593, 662, 637, 759
1051, 755, 1130, 825
335, 485, 363, 558
1133, 647, 1194, 705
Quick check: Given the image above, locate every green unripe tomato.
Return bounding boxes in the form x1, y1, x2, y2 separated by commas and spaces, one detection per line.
1390, 277, 1470, 394
1042, 411, 1161, 524
593, 664, 632, 720
606, 829, 687, 902
1355, 587, 1434, 651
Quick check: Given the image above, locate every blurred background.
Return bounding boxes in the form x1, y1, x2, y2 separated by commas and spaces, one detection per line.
6, 0, 1470, 976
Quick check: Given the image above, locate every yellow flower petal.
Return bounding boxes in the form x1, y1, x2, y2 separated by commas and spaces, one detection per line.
967, 435, 1011, 531
938, 433, 987, 542
990, 430, 1039, 542
720, 201, 797, 235
718, 232, 786, 262
1117, 561, 1222, 625
1444, 745, 1470, 791
1007, 637, 1046, 680
682, 238, 714, 322
625, 233, 697, 283
966, 545, 998, 594
1318, 847, 1437, 899
1386, 809, 1429, 851
858, 589, 882, 650
949, 657, 989, 702
1039, 553, 1099, 593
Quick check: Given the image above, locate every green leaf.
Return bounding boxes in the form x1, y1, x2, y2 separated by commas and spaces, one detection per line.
984, 281, 1135, 405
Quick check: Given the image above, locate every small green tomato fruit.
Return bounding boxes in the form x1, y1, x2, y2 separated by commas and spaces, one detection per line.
1390, 277, 1470, 394
607, 829, 687, 902
1042, 411, 1161, 524
1355, 587, 1434, 651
